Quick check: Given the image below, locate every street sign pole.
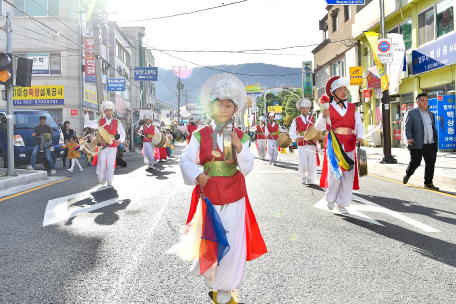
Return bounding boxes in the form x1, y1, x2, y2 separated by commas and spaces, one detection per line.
129, 67, 134, 153
5, 11, 16, 176
379, 0, 396, 164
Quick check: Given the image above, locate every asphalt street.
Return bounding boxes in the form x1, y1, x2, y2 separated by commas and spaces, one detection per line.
1, 142, 456, 303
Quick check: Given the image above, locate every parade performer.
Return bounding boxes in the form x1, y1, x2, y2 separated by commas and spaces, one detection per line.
84, 101, 126, 187
159, 131, 168, 161
314, 76, 363, 214
177, 118, 206, 145
139, 114, 160, 169
167, 74, 267, 304
256, 116, 267, 159
166, 129, 174, 155
265, 112, 287, 165
289, 98, 318, 184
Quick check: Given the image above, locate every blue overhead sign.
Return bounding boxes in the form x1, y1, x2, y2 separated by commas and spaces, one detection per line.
412, 32, 456, 75
107, 79, 126, 91
325, 0, 364, 4
134, 67, 158, 81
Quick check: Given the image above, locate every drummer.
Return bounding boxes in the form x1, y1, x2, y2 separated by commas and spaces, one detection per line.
84, 101, 126, 187
265, 112, 287, 165
177, 117, 205, 145
139, 114, 160, 169
314, 76, 363, 214
256, 116, 267, 159
289, 98, 318, 184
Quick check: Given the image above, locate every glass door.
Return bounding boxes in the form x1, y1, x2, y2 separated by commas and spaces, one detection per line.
391, 102, 402, 147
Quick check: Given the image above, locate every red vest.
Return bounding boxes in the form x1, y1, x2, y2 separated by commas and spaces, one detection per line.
330, 103, 356, 152
142, 124, 155, 142
187, 124, 198, 135
99, 118, 118, 148
256, 124, 265, 139
267, 122, 279, 140
198, 126, 247, 205
296, 115, 314, 146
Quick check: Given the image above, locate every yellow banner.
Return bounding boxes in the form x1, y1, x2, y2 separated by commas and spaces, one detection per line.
246, 83, 261, 94
13, 85, 64, 106
268, 106, 282, 113
244, 114, 249, 126
349, 67, 363, 86
365, 32, 389, 91
84, 88, 97, 105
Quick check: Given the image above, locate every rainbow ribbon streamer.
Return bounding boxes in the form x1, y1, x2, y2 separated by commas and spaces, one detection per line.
166, 197, 230, 275
327, 130, 355, 180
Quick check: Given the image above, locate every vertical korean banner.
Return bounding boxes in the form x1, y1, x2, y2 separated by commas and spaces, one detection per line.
365, 32, 389, 91
84, 37, 96, 82
302, 61, 313, 98
388, 33, 406, 95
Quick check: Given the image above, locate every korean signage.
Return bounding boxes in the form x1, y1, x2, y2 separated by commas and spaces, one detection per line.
71, 109, 78, 116
107, 79, 126, 91
28, 54, 49, 74
85, 53, 96, 82
429, 95, 456, 150
302, 61, 313, 98
367, 68, 381, 89
246, 83, 261, 95
325, 0, 364, 3
363, 90, 372, 98
83, 88, 101, 109
13, 85, 64, 106
116, 94, 126, 115
134, 67, 158, 81
268, 106, 282, 113
84, 37, 94, 55
393, 129, 401, 141
412, 32, 456, 75
377, 38, 393, 63
349, 67, 363, 86
366, 32, 389, 91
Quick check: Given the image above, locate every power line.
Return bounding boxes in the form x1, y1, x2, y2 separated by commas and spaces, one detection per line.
29, 0, 81, 36
117, 0, 247, 23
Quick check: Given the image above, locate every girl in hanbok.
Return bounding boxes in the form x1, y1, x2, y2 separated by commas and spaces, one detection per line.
167, 74, 267, 304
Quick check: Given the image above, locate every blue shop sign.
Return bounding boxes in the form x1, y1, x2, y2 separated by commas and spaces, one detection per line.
412, 32, 456, 75
325, 0, 364, 4
428, 95, 456, 151
134, 67, 158, 81
107, 79, 126, 91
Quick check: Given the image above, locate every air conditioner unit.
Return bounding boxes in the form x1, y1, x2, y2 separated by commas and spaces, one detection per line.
366, 125, 381, 147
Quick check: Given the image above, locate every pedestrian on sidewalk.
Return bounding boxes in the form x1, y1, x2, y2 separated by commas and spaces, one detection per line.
167, 74, 267, 304
27, 115, 56, 175
403, 93, 439, 190
61, 136, 82, 172
61, 121, 74, 167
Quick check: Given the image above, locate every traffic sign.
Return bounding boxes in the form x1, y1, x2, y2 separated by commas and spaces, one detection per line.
377, 38, 393, 63
325, 0, 364, 4
107, 78, 126, 91
134, 67, 157, 81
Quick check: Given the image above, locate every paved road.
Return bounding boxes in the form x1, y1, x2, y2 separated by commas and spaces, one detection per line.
1, 143, 455, 303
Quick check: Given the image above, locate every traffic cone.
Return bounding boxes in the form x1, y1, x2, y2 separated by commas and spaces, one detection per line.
281, 146, 287, 154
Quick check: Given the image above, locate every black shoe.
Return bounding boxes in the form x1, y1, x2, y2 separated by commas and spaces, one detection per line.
403, 175, 410, 184
424, 183, 439, 190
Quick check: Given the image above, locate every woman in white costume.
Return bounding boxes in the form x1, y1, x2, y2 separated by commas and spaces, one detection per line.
265, 112, 287, 165
84, 101, 126, 187
168, 73, 267, 304
139, 114, 160, 169
289, 98, 318, 184
256, 116, 267, 159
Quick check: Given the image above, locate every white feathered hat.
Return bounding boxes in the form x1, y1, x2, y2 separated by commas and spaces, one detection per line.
296, 98, 311, 110
268, 112, 275, 118
259, 116, 266, 122
100, 101, 116, 114
200, 73, 247, 118
143, 113, 152, 120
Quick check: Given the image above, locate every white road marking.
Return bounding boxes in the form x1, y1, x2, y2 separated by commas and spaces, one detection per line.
250, 170, 297, 174
43, 185, 121, 227
313, 194, 440, 233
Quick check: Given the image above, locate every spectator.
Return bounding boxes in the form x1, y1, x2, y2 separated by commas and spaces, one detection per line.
61, 120, 74, 167
117, 143, 127, 167
61, 135, 82, 172
27, 116, 56, 175
403, 93, 439, 190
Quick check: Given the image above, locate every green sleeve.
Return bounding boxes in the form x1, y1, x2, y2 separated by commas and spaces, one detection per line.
193, 131, 201, 143
240, 133, 250, 144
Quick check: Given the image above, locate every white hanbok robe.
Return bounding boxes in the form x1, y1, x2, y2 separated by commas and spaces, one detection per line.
289, 114, 317, 181
140, 124, 160, 167
264, 121, 287, 162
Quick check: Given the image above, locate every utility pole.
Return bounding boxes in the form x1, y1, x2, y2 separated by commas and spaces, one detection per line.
5, 11, 16, 176
379, 0, 397, 164
173, 65, 186, 126
92, 11, 104, 115
129, 66, 134, 152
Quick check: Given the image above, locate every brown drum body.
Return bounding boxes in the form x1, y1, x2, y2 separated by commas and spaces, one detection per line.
304, 125, 321, 141
277, 133, 292, 148
358, 146, 368, 177
152, 133, 166, 148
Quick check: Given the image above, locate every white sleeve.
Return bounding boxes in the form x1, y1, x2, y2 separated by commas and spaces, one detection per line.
289, 119, 297, 142
236, 140, 254, 176
117, 121, 126, 142
315, 113, 327, 132
278, 125, 287, 133
155, 127, 160, 133
179, 135, 203, 186
139, 125, 144, 133
355, 111, 364, 138
177, 126, 187, 131
84, 114, 99, 129
265, 125, 270, 139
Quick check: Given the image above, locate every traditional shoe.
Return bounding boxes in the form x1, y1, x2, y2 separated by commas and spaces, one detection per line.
216, 290, 232, 304
204, 276, 214, 290
301, 178, 306, 184
99, 179, 107, 185
67, 169, 73, 172
403, 175, 410, 184
79, 168, 83, 172
327, 200, 335, 210
337, 205, 348, 214
269, 159, 272, 165
107, 181, 113, 187
424, 183, 439, 190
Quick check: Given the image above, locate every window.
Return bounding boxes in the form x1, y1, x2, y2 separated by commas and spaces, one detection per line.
388, 19, 412, 50
332, 14, 338, 32
332, 59, 345, 77
344, 6, 351, 22
13, 0, 59, 16
418, 0, 454, 46
50, 53, 61, 75
116, 42, 131, 66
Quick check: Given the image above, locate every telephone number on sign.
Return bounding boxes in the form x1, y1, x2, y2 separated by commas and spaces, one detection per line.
13, 99, 65, 105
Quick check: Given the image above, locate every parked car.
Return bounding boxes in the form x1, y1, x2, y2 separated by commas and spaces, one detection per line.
0, 110, 64, 168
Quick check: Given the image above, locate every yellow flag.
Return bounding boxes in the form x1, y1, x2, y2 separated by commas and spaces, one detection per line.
365, 32, 389, 91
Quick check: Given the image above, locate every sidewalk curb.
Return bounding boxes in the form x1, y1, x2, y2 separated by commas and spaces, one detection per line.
367, 161, 456, 189
0, 169, 48, 191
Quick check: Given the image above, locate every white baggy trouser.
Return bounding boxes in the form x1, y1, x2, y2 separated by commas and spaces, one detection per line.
267, 140, 278, 162
143, 142, 156, 166
324, 150, 356, 207
298, 144, 317, 181
96, 147, 117, 182
257, 139, 266, 159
